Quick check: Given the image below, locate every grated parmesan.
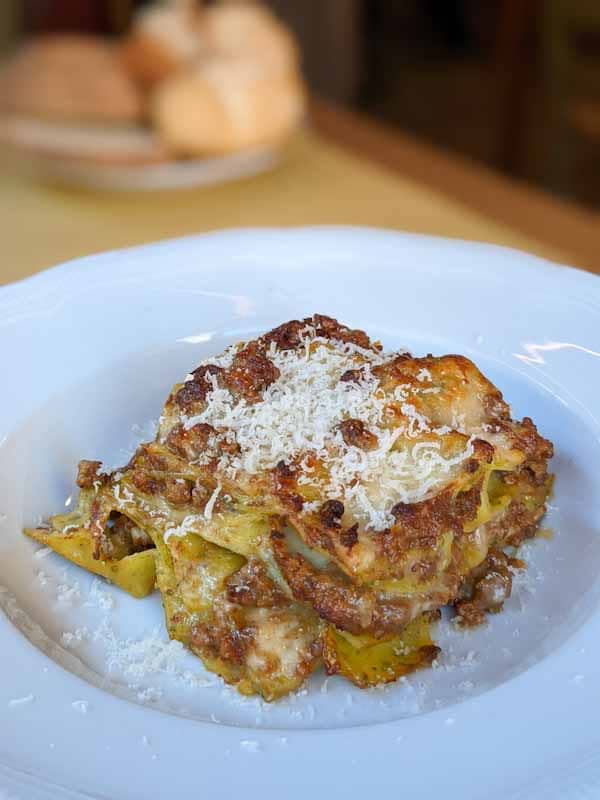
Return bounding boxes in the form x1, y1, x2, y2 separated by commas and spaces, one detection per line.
163, 514, 203, 543
8, 694, 34, 708
180, 333, 475, 530
84, 579, 115, 611
203, 484, 222, 522
90, 620, 215, 689
56, 581, 81, 606
33, 547, 53, 560
240, 740, 261, 753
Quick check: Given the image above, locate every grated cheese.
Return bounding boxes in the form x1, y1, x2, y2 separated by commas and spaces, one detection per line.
163, 514, 203, 543
61, 626, 89, 648
203, 484, 222, 522
8, 694, 34, 708
91, 620, 214, 689
84, 578, 115, 611
36, 570, 48, 587
181, 333, 476, 530
61, 524, 79, 534
137, 687, 163, 703
56, 581, 81, 606
240, 740, 261, 753
113, 484, 135, 508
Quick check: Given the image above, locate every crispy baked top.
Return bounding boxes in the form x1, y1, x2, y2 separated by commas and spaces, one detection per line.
157, 315, 535, 533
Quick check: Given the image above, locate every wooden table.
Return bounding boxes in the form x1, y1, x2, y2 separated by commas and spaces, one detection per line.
1, 100, 599, 286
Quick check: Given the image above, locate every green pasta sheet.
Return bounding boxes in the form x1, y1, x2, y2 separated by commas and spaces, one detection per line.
24, 525, 156, 599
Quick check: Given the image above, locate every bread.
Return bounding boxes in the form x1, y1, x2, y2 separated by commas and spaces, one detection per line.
200, 2, 299, 73
152, 55, 305, 156
0, 35, 142, 123
0, 5, 305, 164
0, 116, 169, 165
126, 1, 304, 156
122, 1, 299, 90
120, 2, 206, 90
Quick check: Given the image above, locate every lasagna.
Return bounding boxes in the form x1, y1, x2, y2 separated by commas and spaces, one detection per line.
25, 316, 554, 700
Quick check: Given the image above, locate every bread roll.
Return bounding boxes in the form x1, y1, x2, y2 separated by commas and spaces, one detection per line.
0, 36, 142, 123
121, 2, 206, 90
200, 2, 299, 73
152, 55, 305, 155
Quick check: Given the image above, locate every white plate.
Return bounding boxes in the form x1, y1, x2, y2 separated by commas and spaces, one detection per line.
9, 147, 280, 191
2, 228, 600, 799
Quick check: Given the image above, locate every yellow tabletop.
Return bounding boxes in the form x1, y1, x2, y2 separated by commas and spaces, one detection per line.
0, 128, 589, 286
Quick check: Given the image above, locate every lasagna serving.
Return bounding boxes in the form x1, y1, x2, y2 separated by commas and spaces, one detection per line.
25, 316, 554, 700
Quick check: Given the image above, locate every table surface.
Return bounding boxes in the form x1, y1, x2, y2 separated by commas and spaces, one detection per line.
2, 101, 599, 286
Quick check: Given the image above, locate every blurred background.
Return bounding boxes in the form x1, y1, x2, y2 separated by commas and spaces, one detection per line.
1, 0, 600, 208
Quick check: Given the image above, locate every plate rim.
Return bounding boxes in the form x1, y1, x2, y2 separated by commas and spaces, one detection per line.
2, 224, 599, 297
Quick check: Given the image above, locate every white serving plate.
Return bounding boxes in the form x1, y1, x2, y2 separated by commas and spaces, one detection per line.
1, 227, 600, 799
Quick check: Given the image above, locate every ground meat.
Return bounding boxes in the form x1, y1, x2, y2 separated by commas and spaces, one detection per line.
173, 365, 223, 411
271, 461, 304, 511
130, 471, 195, 508
508, 417, 554, 480
165, 423, 216, 460
452, 482, 487, 520
358, 482, 484, 579
260, 319, 306, 351
282, 493, 305, 512
129, 445, 169, 472
76, 460, 104, 489
453, 602, 486, 628
319, 500, 345, 528
339, 368, 364, 384
310, 314, 375, 350
271, 532, 413, 637
385, 484, 479, 560
339, 523, 359, 549
191, 611, 253, 665
260, 315, 378, 353
338, 418, 378, 450
108, 513, 154, 556
191, 480, 209, 509
454, 549, 513, 627
274, 460, 295, 481
222, 343, 280, 403
163, 477, 192, 506
485, 469, 550, 548
173, 379, 209, 411
225, 560, 287, 607
482, 391, 511, 420
130, 470, 162, 496
191, 363, 224, 383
